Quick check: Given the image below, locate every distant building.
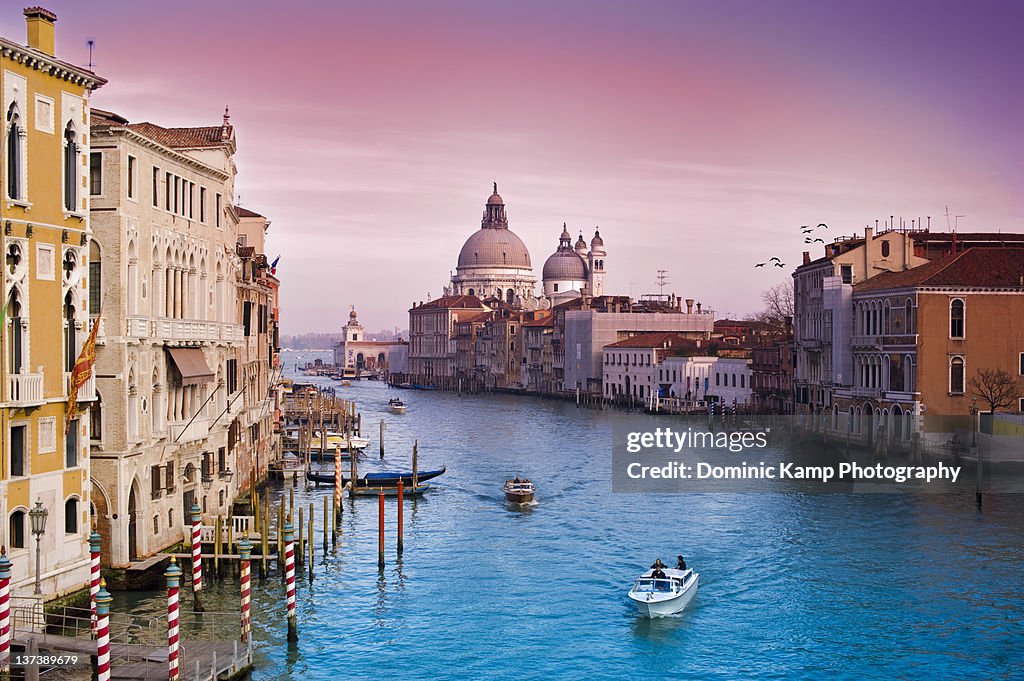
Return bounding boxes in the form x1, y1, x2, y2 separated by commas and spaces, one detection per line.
602, 333, 702, 404
408, 295, 488, 388
333, 307, 407, 374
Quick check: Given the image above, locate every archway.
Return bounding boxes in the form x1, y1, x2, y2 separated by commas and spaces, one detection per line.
90, 479, 113, 566
127, 480, 139, 561
356, 352, 365, 370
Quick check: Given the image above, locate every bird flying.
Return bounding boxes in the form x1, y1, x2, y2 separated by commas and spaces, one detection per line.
813, 238, 824, 243
755, 263, 766, 268
770, 257, 781, 262
817, 223, 829, 229
774, 262, 786, 267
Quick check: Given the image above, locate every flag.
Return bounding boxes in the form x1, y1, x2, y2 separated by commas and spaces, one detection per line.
0, 285, 10, 328
66, 308, 102, 434
270, 255, 280, 275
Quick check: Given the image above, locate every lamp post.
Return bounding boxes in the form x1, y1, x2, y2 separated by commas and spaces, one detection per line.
971, 396, 981, 507
29, 499, 48, 595
970, 396, 978, 448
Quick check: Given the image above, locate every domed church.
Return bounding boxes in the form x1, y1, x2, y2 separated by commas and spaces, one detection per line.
448, 184, 608, 308
450, 184, 537, 305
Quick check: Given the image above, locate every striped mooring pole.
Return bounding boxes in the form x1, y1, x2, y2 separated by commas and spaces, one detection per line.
89, 531, 102, 638
284, 521, 298, 642
190, 502, 204, 612
333, 444, 343, 525
239, 535, 252, 643
95, 580, 112, 681
165, 558, 181, 681
0, 547, 11, 674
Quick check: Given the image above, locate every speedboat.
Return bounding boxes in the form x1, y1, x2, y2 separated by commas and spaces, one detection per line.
503, 479, 535, 504
388, 398, 407, 414
627, 567, 699, 618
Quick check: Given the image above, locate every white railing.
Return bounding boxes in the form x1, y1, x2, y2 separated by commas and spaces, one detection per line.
126, 316, 244, 344
200, 515, 257, 544
170, 415, 211, 443
6, 372, 44, 405
65, 372, 96, 402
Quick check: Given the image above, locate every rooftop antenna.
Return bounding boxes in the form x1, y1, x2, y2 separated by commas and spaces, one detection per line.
954, 213, 966, 231
86, 38, 95, 70
656, 269, 670, 296
944, 205, 952, 231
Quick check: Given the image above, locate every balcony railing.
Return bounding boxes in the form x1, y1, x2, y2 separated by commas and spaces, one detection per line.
170, 415, 212, 444
850, 386, 882, 398
881, 334, 917, 347
127, 316, 244, 343
65, 372, 97, 402
6, 372, 44, 406
850, 335, 881, 348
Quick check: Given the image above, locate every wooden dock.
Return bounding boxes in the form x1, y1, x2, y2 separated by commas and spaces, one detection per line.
13, 631, 251, 681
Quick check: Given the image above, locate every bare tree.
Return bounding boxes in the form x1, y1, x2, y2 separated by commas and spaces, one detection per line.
969, 368, 1020, 414
747, 281, 794, 333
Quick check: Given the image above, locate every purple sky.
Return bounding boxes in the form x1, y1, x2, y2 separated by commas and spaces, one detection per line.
6, 1, 1022, 332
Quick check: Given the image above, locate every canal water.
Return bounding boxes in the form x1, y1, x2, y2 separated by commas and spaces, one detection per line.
112, 351, 1024, 680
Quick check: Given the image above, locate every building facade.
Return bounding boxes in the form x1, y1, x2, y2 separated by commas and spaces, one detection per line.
407, 295, 488, 388
88, 107, 243, 567
1, 8, 105, 595
332, 307, 407, 374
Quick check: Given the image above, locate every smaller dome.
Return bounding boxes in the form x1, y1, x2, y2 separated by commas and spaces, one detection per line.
574, 233, 588, 255
560, 222, 571, 240
487, 182, 503, 205
590, 228, 604, 250
543, 250, 588, 281
349, 308, 358, 319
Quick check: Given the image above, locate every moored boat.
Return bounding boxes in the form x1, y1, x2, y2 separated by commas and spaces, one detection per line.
627, 567, 699, 618
305, 466, 447, 487
309, 432, 370, 451
503, 478, 535, 504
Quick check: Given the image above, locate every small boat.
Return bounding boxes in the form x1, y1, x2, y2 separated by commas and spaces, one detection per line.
388, 398, 407, 414
348, 482, 431, 497
309, 432, 370, 451
503, 478, 535, 504
341, 380, 353, 387
305, 466, 447, 487
627, 567, 699, 618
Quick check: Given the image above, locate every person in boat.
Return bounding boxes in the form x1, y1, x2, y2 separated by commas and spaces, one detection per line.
514, 475, 521, 483
676, 555, 687, 571
650, 558, 665, 570
651, 565, 667, 580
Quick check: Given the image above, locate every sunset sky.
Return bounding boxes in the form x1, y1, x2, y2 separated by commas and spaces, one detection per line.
7, 1, 1022, 333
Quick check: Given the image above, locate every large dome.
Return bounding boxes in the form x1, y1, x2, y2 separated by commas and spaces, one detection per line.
542, 249, 587, 281
457, 229, 532, 269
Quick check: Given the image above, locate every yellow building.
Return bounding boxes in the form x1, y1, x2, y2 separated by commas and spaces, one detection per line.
1, 8, 105, 598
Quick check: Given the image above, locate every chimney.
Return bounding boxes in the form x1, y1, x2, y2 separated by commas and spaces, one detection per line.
696, 302, 702, 313
24, 7, 57, 56
685, 299, 694, 314
865, 226, 874, 241
802, 251, 810, 265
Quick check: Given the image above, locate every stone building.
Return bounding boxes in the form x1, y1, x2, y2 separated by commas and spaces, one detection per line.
407, 295, 488, 388
833, 247, 1024, 451
88, 107, 243, 567
1, 7, 105, 596
332, 307, 407, 374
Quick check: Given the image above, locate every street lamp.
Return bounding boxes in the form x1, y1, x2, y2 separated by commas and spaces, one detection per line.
970, 396, 978, 448
28, 499, 48, 595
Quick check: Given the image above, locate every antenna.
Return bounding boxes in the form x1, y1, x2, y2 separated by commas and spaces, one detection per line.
656, 269, 669, 296
86, 38, 95, 70
954, 214, 966, 231
944, 205, 952, 231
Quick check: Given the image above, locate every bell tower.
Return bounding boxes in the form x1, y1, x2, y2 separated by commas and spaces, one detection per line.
589, 228, 606, 297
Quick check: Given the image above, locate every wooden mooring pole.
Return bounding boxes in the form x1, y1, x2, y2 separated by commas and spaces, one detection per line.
378, 491, 385, 570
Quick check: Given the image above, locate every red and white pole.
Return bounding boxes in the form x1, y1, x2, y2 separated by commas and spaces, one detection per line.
165, 558, 181, 681
0, 547, 11, 674
284, 521, 297, 642
89, 531, 102, 637
95, 580, 112, 681
239, 535, 252, 643
333, 444, 342, 524
190, 502, 204, 612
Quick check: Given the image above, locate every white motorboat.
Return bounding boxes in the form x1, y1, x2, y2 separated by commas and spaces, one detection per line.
310, 432, 370, 451
388, 398, 407, 414
627, 567, 699, 618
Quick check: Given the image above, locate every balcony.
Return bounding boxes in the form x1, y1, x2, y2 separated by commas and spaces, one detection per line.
65, 372, 97, 402
127, 317, 244, 344
850, 335, 881, 349
880, 334, 917, 348
170, 415, 212, 444
850, 386, 882, 398
6, 372, 44, 407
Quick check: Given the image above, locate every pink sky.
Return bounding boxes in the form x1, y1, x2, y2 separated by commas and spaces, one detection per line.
6, 1, 1021, 332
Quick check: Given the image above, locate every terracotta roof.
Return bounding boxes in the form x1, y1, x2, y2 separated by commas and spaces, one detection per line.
409, 295, 485, 311
236, 207, 264, 218
854, 248, 1024, 292
458, 311, 494, 324
124, 121, 233, 149
604, 332, 700, 350
522, 317, 554, 328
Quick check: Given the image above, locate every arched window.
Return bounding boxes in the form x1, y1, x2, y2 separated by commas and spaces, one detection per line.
468, 288, 474, 297
89, 240, 102, 313
7, 104, 23, 200
65, 498, 79, 534
90, 391, 103, 441
506, 289, 514, 304
6, 287, 24, 374
905, 299, 914, 334
64, 122, 78, 211
950, 356, 965, 394
64, 291, 77, 372
9, 510, 26, 548
881, 241, 890, 258
950, 299, 965, 338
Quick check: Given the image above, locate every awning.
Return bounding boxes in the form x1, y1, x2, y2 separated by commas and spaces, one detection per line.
166, 347, 215, 386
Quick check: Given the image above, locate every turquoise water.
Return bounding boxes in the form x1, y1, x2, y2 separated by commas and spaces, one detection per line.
114, 352, 1024, 680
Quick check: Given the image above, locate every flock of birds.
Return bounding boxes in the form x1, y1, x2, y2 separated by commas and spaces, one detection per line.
754, 222, 828, 269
